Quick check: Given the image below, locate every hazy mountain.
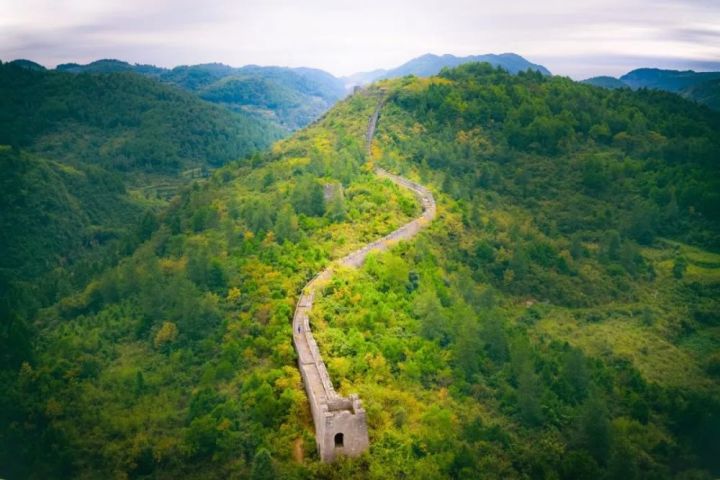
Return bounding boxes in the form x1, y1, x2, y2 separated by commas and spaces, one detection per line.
289, 66, 347, 100
620, 68, 720, 93
581, 75, 628, 89
153, 62, 235, 89
5, 54, 557, 127
341, 68, 388, 89
56, 59, 165, 75
345, 52, 551, 87
583, 68, 720, 110
0, 63, 279, 173
7, 59, 47, 71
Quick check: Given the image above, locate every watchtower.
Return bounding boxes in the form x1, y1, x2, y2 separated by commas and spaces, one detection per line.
293, 286, 370, 463
316, 395, 369, 462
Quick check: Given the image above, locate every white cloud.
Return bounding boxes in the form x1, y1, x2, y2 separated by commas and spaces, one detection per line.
0, 0, 718, 78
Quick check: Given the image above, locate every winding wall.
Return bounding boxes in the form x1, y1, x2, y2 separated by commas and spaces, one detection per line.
292, 96, 436, 462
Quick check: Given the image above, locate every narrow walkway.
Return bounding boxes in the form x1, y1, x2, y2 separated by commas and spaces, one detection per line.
292, 96, 436, 462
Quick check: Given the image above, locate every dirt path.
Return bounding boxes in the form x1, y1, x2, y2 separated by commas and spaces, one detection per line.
292, 437, 304, 463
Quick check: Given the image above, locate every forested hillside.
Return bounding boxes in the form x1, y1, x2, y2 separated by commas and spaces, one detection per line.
0, 63, 280, 172
0, 62, 280, 279
682, 79, 720, 111
582, 68, 720, 111
50, 59, 347, 131
0, 89, 421, 478
0, 62, 282, 371
581, 76, 629, 89
354, 65, 720, 477
2, 63, 719, 479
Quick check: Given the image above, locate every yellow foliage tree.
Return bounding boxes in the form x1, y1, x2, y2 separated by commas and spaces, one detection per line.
154, 321, 179, 350
227, 287, 241, 303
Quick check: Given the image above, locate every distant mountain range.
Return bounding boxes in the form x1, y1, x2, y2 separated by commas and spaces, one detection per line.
342, 53, 551, 87
580, 75, 628, 90
6, 53, 552, 131
10, 56, 718, 126
583, 68, 720, 110
10, 59, 348, 132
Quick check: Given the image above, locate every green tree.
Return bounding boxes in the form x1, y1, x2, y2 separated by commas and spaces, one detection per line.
326, 188, 347, 221
673, 256, 687, 279
250, 448, 275, 480
138, 210, 158, 242
509, 248, 529, 281
292, 176, 325, 216
246, 199, 273, 234
414, 289, 449, 344
207, 260, 226, 291
517, 364, 543, 426
382, 254, 409, 291
191, 206, 218, 232
154, 321, 179, 351
274, 204, 299, 243
185, 415, 218, 458
601, 230, 622, 263
562, 349, 589, 402
574, 397, 612, 465
134, 371, 146, 395
187, 249, 210, 287
455, 316, 482, 380
484, 316, 509, 364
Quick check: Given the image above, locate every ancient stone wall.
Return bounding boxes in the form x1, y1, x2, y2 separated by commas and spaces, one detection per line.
292, 94, 435, 462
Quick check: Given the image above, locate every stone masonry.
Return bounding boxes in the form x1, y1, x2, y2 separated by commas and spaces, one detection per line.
292, 94, 436, 462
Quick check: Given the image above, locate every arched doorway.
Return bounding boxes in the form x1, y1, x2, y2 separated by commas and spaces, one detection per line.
334, 432, 344, 448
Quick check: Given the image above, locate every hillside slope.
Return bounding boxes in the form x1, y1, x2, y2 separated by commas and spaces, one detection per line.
0, 63, 280, 172
0, 87, 422, 479
53, 59, 347, 131
681, 78, 720, 111
0, 63, 282, 356
2, 64, 719, 479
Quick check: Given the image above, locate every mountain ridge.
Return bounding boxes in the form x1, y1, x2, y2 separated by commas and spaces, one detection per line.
582, 67, 720, 110
10, 59, 348, 132
343, 52, 551, 86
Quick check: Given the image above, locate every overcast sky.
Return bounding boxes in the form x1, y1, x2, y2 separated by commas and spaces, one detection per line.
1, 0, 719, 79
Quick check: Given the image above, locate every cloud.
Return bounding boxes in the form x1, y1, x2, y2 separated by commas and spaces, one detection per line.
0, 0, 718, 78
669, 27, 720, 43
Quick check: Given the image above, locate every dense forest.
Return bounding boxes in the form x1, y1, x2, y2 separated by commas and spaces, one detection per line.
29, 59, 348, 132
1, 63, 719, 479
0, 62, 281, 372
0, 62, 281, 172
